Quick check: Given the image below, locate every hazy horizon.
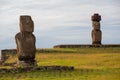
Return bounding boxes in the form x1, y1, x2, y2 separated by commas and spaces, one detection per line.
0, 0, 120, 49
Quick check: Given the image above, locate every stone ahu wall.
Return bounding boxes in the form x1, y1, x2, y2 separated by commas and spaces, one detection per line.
0, 49, 16, 65
0, 49, 16, 60
53, 44, 120, 48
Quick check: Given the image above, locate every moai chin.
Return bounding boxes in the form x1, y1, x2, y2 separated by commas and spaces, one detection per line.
91, 13, 102, 45
15, 15, 36, 67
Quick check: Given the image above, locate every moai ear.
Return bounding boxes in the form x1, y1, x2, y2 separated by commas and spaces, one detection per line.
20, 15, 34, 32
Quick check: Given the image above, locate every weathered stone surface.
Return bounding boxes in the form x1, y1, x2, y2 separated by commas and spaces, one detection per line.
15, 32, 36, 60
92, 22, 100, 30
15, 15, 36, 67
92, 30, 102, 44
91, 13, 102, 45
53, 44, 120, 48
0, 50, 9, 65
20, 16, 34, 32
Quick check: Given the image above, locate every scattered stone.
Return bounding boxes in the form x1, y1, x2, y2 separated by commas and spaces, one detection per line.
0, 52, 9, 66
0, 66, 74, 74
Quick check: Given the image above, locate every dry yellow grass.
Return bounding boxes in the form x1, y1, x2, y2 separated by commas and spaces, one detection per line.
36, 53, 120, 69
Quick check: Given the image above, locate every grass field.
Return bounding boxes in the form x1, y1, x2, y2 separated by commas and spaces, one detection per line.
0, 47, 120, 80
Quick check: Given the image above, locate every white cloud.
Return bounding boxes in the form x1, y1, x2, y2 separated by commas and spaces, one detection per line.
0, 0, 120, 49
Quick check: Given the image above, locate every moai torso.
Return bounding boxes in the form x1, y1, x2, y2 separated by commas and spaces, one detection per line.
15, 32, 36, 58
92, 30, 102, 43
15, 16, 36, 67
91, 13, 102, 45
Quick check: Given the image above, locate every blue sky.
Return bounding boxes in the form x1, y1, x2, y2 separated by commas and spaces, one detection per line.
0, 0, 120, 49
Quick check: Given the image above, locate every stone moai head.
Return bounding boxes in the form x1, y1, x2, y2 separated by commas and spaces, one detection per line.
20, 15, 34, 32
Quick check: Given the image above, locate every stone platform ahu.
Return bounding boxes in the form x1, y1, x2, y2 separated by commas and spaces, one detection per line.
91, 13, 102, 45
15, 15, 36, 67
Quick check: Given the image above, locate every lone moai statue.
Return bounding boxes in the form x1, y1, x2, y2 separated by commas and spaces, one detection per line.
91, 13, 102, 45
15, 15, 36, 67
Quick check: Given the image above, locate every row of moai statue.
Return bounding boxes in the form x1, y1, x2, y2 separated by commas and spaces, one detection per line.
15, 13, 102, 67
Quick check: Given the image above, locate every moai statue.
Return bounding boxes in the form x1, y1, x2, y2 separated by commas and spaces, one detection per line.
15, 15, 36, 67
91, 13, 102, 45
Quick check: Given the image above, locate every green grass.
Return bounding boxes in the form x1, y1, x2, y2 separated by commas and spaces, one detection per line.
36, 53, 120, 69
0, 68, 120, 80
37, 47, 120, 53
0, 47, 120, 80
